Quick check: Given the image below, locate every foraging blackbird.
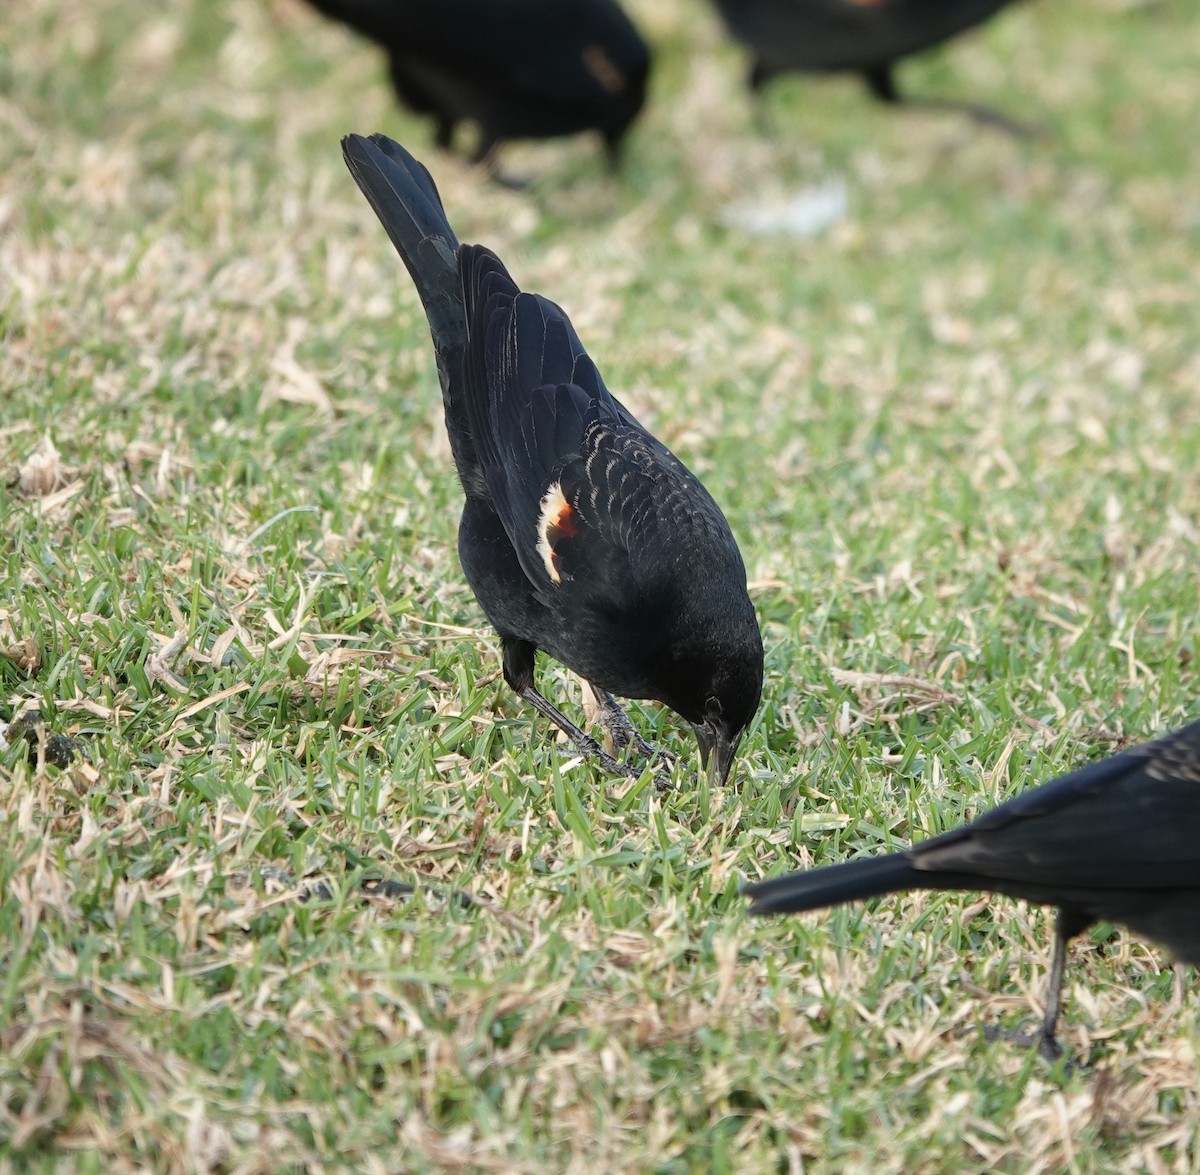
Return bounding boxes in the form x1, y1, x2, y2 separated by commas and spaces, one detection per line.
745, 721, 1200, 1057
341, 134, 763, 784
712, 0, 1024, 130
305, 0, 650, 170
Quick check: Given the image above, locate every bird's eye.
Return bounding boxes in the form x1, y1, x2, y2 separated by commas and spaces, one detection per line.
705, 696, 723, 718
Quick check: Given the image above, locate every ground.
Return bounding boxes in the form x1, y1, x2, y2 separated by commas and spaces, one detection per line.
1, 0, 1199, 1171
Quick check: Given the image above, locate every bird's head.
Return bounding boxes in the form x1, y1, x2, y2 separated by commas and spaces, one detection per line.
663, 609, 763, 787
689, 662, 762, 788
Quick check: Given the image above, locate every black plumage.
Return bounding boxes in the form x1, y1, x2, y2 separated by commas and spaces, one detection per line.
712, 0, 1024, 128
745, 721, 1200, 1056
342, 133, 763, 784
306, 0, 650, 169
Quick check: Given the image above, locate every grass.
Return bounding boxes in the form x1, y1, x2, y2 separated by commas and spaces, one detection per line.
2, 0, 1199, 1169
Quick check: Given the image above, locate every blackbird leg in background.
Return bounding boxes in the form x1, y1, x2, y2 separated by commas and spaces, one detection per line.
982, 906, 1090, 1065
747, 56, 781, 137
501, 638, 637, 778
862, 62, 1037, 138
908, 95, 1039, 137
1035, 926, 1070, 1059
1035, 907, 1092, 1062
863, 64, 902, 104
471, 136, 528, 190
601, 129, 625, 172
434, 117, 456, 152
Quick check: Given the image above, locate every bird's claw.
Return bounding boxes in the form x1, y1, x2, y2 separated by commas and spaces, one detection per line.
979, 1024, 1077, 1071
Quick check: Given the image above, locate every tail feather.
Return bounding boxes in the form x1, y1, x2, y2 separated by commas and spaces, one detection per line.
341, 133, 461, 356
743, 851, 925, 916
343, 133, 490, 492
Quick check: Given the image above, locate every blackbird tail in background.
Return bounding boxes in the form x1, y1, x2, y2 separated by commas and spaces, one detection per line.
743, 852, 925, 916
982, 907, 1090, 1063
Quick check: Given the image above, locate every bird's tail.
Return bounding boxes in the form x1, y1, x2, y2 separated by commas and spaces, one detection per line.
343, 133, 491, 488
743, 851, 924, 916
341, 133, 463, 373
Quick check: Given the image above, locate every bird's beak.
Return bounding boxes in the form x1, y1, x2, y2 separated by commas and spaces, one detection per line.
693, 720, 740, 787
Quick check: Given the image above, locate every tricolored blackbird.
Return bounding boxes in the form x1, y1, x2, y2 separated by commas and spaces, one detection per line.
712, 0, 1025, 131
745, 720, 1200, 1056
304, 0, 649, 170
342, 133, 764, 785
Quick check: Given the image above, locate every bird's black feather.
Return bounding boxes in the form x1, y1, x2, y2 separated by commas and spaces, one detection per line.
342, 133, 764, 781
712, 0, 1023, 127
308, 0, 650, 167
745, 721, 1200, 1054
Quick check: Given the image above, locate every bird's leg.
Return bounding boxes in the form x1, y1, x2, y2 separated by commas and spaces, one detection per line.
862, 64, 901, 105
434, 117, 456, 152
472, 137, 527, 190
748, 57, 778, 137
516, 683, 638, 777
1034, 921, 1070, 1062
981, 909, 1083, 1067
581, 681, 650, 756
586, 683, 677, 769
909, 96, 1039, 138
861, 64, 1037, 138
601, 129, 624, 173
501, 639, 635, 778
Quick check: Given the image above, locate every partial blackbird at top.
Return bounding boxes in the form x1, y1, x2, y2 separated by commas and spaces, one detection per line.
712, 0, 1026, 131
341, 133, 763, 786
745, 720, 1200, 1057
304, 0, 650, 171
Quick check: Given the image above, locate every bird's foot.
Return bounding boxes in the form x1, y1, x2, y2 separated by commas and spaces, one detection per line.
960, 103, 1044, 140
486, 167, 530, 192
587, 685, 678, 785
567, 727, 640, 780
471, 140, 531, 190
573, 718, 675, 789
652, 767, 675, 794
514, 677, 678, 785
589, 688, 660, 756
576, 732, 675, 790
979, 1023, 1078, 1071
906, 96, 1044, 140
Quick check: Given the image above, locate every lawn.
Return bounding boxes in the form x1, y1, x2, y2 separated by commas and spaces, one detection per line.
2, 0, 1199, 1171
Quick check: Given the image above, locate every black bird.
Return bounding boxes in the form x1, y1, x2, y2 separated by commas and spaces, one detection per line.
745, 721, 1200, 1057
305, 0, 650, 171
341, 133, 764, 784
712, 0, 1025, 131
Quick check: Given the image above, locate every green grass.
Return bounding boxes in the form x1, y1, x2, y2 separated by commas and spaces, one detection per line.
2, 0, 1199, 1169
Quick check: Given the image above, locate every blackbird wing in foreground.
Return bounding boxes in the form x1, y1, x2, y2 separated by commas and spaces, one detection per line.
745, 721, 1200, 1056
342, 133, 763, 785
712, 0, 1026, 133
305, 0, 650, 171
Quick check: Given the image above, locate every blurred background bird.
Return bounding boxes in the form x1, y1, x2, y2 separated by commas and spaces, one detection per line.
711, 0, 1027, 131
300, 0, 651, 175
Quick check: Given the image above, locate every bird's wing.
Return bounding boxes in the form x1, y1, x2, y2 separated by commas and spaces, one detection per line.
915, 723, 1200, 890
459, 247, 740, 608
